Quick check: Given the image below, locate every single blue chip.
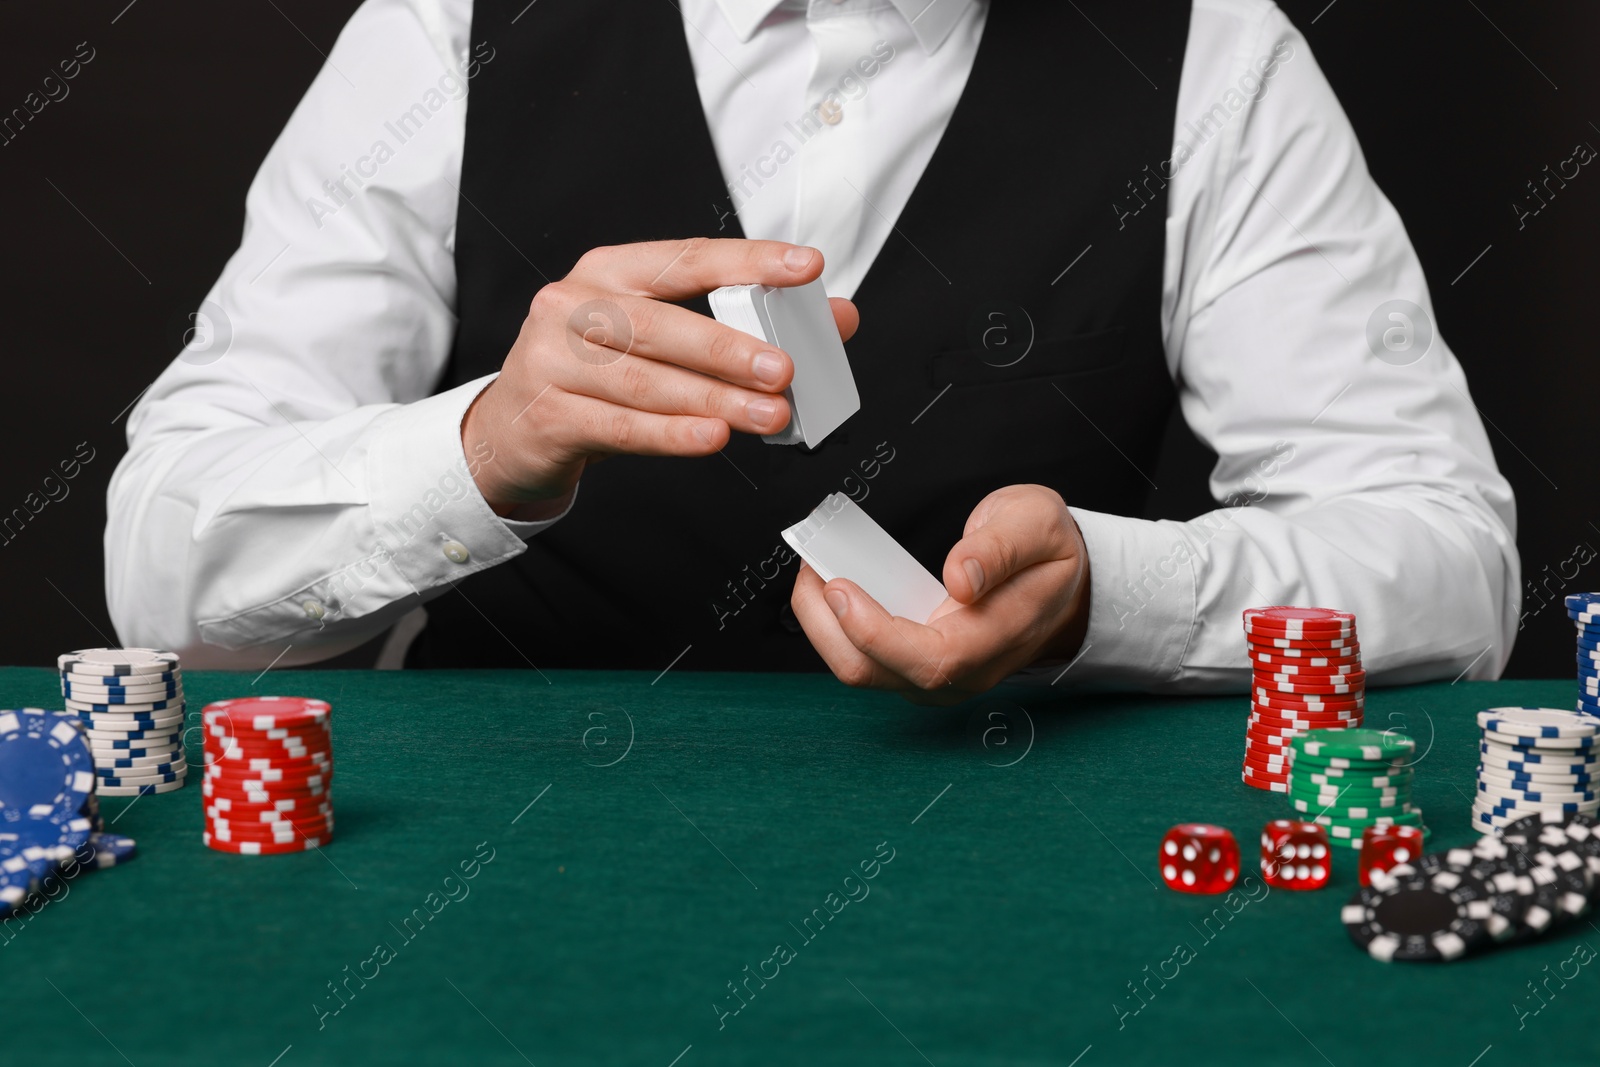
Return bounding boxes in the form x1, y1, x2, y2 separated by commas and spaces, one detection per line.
81, 832, 137, 869
0, 709, 96, 821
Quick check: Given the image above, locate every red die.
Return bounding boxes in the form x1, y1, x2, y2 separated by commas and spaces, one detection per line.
1259, 819, 1330, 890
1159, 824, 1240, 894
1357, 824, 1427, 887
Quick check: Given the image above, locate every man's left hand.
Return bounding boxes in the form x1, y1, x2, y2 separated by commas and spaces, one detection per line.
790, 484, 1091, 704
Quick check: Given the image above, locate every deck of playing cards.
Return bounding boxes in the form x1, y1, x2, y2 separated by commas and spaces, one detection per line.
709, 278, 860, 448
782, 494, 948, 624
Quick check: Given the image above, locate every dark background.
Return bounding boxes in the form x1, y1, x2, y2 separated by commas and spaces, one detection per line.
0, 0, 1593, 675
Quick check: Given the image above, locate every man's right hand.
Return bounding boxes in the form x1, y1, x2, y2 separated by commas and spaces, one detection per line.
461, 238, 860, 520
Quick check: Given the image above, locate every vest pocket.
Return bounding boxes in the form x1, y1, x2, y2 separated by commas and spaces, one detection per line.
929, 327, 1126, 388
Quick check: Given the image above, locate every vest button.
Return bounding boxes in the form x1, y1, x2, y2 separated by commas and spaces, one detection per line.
442, 540, 471, 564
818, 99, 843, 125
301, 599, 325, 621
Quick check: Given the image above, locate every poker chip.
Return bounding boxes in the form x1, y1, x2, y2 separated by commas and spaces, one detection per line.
201, 831, 327, 855
61, 681, 182, 702
59, 649, 189, 793
80, 832, 138, 869
1285, 720, 1426, 846
0, 708, 98, 820
1478, 707, 1599, 739
0, 702, 143, 914
1573, 598, 1600, 722
57, 648, 180, 676
1240, 607, 1370, 791
203, 697, 335, 855
1503, 811, 1600, 880
1342, 866, 1497, 961
1253, 691, 1364, 712
1244, 605, 1356, 631
1296, 730, 1413, 762
98, 779, 186, 797
0, 837, 35, 913
1474, 706, 1600, 834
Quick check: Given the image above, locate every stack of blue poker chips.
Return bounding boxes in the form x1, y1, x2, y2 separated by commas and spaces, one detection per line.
58, 648, 188, 797
1473, 707, 1600, 833
0, 707, 139, 918
1569, 594, 1600, 719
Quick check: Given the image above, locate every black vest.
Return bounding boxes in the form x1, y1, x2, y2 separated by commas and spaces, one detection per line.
410, 0, 1192, 670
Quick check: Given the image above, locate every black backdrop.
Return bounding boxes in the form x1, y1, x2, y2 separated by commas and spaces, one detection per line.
0, 1, 1594, 676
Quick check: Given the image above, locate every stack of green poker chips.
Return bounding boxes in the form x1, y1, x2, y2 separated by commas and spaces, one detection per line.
1287, 729, 1427, 848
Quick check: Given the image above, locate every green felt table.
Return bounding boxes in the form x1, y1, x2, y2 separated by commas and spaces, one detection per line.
4, 668, 1596, 1066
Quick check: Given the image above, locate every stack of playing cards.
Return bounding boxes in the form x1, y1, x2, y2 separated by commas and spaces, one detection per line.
709, 279, 859, 448
782, 494, 948, 623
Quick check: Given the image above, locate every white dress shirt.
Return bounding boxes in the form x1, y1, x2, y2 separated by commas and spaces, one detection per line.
106, 0, 1520, 689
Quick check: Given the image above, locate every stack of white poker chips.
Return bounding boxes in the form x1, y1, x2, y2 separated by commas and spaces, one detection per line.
1474, 707, 1598, 834
58, 649, 188, 797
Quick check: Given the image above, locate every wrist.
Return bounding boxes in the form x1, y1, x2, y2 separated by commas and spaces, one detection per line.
1042, 533, 1092, 662
461, 379, 575, 512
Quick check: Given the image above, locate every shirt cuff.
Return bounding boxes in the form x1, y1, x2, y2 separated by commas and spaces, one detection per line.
366, 373, 547, 589
1048, 508, 1200, 689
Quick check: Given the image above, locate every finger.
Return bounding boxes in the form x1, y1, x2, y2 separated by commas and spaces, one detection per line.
829, 298, 860, 343
790, 565, 898, 689
943, 487, 1074, 603
572, 238, 823, 301
551, 391, 731, 459
557, 351, 792, 436
565, 290, 795, 394
822, 578, 956, 692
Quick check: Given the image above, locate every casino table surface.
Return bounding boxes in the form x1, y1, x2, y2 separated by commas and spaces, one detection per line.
5, 667, 1595, 1066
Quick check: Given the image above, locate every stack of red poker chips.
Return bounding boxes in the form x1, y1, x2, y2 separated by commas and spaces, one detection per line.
200, 696, 334, 854
1241, 606, 1365, 793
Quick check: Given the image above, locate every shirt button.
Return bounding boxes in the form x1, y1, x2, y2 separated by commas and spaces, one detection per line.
442, 540, 470, 564
301, 599, 325, 621
819, 99, 843, 125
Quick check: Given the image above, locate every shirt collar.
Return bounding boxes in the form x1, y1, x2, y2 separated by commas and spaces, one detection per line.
712, 0, 973, 55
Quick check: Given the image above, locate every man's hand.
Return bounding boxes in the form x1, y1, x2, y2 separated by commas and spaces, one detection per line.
462, 238, 860, 518
790, 485, 1091, 704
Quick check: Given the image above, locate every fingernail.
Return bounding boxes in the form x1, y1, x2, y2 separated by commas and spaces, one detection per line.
784, 246, 815, 271
825, 589, 848, 617
752, 352, 785, 385
746, 397, 778, 426
963, 558, 985, 595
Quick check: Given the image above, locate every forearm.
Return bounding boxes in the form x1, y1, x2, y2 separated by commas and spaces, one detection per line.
105, 377, 557, 667
1064, 485, 1517, 692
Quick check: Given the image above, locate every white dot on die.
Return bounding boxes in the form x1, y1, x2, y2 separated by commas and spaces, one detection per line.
1312, 864, 1326, 880
1393, 846, 1412, 863
1165, 840, 1178, 856
1164, 864, 1178, 881
1224, 867, 1236, 882
1260, 833, 1270, 848
1181, 869, 1196, 885
1296, 864, 1310, 879
1208, 847, 1220, 862
1296, 843, 1311, 858
1279, 844, 1294, 859
1183, 844, 1198, 861
1311, 844, 1327, 859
